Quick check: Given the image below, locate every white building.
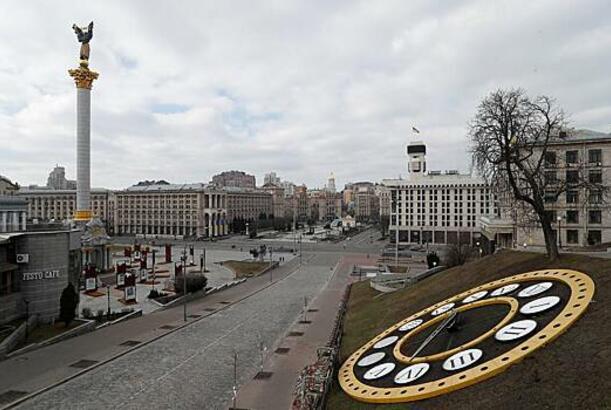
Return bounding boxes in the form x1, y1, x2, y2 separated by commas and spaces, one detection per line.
384, 141, 496, 245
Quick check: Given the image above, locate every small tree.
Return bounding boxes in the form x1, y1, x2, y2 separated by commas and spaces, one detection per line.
445, 244, 472, 267
469, 88, 604, 260
59, 283, 78, 327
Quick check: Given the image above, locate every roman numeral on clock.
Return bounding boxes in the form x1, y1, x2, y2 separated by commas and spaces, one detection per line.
394, 363, 431, 385
442, 349, 483, 371
495, 319, 538, 341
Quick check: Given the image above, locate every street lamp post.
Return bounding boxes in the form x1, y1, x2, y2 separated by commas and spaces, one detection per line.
24, 299, 30, 342
182, 247, 188, 322
557, 215, 563, 249
269, 246, 273, 283
106, 284, 111, 320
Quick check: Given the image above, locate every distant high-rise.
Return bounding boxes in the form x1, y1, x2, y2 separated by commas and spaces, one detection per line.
264, 172, 281, 186
326, 172, 336, 192
46, 165, 77, 190
47, 165, 67, 189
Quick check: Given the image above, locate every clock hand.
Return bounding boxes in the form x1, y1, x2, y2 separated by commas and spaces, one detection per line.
408, 309, 457, 362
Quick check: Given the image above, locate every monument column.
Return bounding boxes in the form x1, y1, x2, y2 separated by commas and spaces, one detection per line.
69, 65, 98, 222
69, 22, 98, 223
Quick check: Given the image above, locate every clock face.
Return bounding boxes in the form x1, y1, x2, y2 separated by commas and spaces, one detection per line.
339, 269, 595, 404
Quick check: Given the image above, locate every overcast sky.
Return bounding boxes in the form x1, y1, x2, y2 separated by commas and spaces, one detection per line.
1, 0, 610, 190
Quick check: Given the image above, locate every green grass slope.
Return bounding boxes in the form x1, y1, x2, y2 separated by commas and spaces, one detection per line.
327, 250, 611, 410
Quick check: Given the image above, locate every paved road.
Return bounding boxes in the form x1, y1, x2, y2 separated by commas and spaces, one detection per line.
11, 253, 341, 409
234, 254, 369, 410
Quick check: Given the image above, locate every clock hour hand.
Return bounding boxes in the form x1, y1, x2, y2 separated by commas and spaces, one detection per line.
408, 309, 457, 362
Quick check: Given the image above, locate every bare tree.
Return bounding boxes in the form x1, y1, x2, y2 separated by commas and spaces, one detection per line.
444, 244, 472, 267
469, 88, 603, 260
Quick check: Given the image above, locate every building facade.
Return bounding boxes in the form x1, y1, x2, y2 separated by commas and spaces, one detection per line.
16, 189, 112, 226
225, 187, 273, 224
0, 175, 18, 196
376, 184, 391, 217
211, 170, 256, 189
263, 172, 281, 186
113, 183, 227, 238
0, 197, 27, 233
46, 165, 76, 190
482, 130, 611, 248
0, 229, 81, 324
385, 141, 496, 245
353, 182, 380, 222
261, 183, 286, 220
308, 189, 342, 222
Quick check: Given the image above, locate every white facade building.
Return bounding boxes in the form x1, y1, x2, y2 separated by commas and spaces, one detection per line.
384, 141, 496, 245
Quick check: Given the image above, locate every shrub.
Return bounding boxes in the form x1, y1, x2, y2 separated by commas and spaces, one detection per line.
81, 307, 92, 319
147, 289, 168, 299
60, 283, 78, 326
174, 273, 208, 294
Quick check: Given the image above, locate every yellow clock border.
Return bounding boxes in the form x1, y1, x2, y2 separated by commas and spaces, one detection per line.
338, 269, 595, 404
393, 296, 519, 364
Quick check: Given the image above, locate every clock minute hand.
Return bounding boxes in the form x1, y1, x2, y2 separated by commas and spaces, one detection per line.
408, 309, 457, 363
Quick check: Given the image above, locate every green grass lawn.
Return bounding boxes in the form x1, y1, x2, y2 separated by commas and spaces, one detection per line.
222, 260, 271, 278
327, 250, 611, 410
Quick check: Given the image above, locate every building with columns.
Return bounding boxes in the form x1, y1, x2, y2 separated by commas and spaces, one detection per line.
384, 141, 496, 245
113, 183, 227, 239
15, 189, 112, 226
0, 197, 27, 233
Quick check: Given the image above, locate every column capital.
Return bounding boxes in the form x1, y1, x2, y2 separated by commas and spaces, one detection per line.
68, 66, 99, 90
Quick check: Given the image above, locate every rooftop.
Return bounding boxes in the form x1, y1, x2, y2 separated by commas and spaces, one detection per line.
125, 183, 213, 192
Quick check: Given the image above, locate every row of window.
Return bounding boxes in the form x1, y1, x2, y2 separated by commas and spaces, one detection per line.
544, 169, 603, 184
544, 149, 603, 167
544, 189, 603, 204
544, 210, 603, 224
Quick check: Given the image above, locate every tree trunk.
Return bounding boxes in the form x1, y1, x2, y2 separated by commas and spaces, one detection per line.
540, 215, 559, 260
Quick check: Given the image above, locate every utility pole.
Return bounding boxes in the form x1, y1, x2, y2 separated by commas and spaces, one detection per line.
395, 224, 399, 268
269, 246, 273, 283
106, 284, 111, 320
232, 351, 238, 409
151, 248, 156, 292
182, 246, 188, 322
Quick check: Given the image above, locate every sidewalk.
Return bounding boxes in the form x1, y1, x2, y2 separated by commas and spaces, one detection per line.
231, 254, 370, 410
0, 257, 301, 408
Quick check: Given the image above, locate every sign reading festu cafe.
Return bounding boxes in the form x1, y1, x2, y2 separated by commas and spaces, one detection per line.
22, 270, 60, 281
